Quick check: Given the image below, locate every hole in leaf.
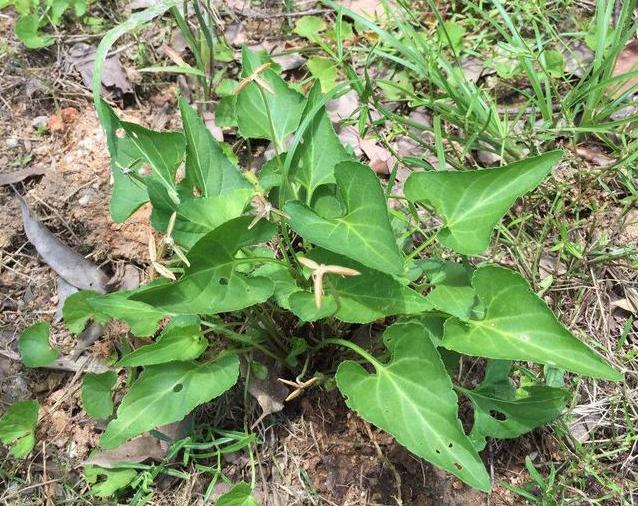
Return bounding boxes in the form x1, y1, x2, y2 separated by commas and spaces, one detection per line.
115, 128, 125, 139
448, 442, 453, 448
454, 462, 463, 470
489, 410, 507, 421
173, 383, 184, 393
435, 449, 441, 454
219, 278, 229, 286
193, 186, 202, 197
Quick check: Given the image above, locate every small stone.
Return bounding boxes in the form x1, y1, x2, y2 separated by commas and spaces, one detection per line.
6, 138, 19, 148
32, 115, 48, 130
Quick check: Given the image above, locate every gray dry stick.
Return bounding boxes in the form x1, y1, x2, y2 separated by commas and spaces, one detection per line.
15, 190, 108, 293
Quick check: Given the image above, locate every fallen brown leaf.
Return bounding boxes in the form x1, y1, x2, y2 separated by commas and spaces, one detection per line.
16, 191, 108, 292
0, 166, 46, 186
610, 39, 638, 97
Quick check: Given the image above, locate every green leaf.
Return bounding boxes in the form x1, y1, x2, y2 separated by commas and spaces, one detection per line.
150, 186, 255, 249
88, 293, 166, 337
336, 321, 491, 491
15, 14, 54, 48
252, 262, 298, 310
18, 322, 59, 368
85, 466, 137, 497
290, 249, 431, 323
459, 360, 569, 451
404, 151, 563, 255
285, 161, 404, 275
235, 48, 305, 145
293, 15, 326, 42
82, 371, 117, 419
0, 400, 39, 458
307, 57, 337, 93
216, 481, 260, 506
420, 259, 481, 321
290, 83, 351, 198
132, 217, 276, 314
100, 354, 239, 449
289, 292, 338, 321
63, 290, 105, 333
442, 266, 622, 380
178, 97, 250, 198
120, 121, 185, 199
116, 316, 207, 367
437, 20, 466, 52
543, 49, 564, 78
216, 96, 238, 128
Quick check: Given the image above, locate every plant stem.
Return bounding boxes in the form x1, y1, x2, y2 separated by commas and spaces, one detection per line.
201, 321, 282, 362
314, 338, 382, 370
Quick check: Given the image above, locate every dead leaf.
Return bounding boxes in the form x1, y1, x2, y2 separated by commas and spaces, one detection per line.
54, 276, 79, 322
0, 166, 46, 186
240, 356, 288, 424
563, 42, 594, 78
225, 22, 247, 47
272, 52, 306, 71
327, 90, 360, 123
84, 420, 190, 468
16, 192, 108, 293
203, 111, 224, 142
610, 39, 638, 97
85, 435, 166, 467
336, 0, 391, 16
611, 287, 638, 314
359, 138, 394, 174
574, 145, 616, 167
67, 43, 132, 98
459, 56, 486, 83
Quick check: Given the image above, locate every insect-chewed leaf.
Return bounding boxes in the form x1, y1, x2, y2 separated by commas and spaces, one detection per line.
18, 322, 59, 368
99, 353, 239, 449
289, 82, 352, 197
235, 48, 305, 145
443, 266, 622, 380
336, 321, 491, 492
116, 316, 206, 367
459, 360, 570, 451
404, 151, 563, 255
98, 100, 183, 222
419, 259, 481, 321
0, 399, 39, 458
285, 161, 404, 275
132, 216, 276, 314
289, 249, 430, 323
178, 97, 251, 198
82, 371, 117, 419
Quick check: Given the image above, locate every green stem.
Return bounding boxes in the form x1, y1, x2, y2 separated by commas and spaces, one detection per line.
201, 321, 281, 362
314, 338, 382, 370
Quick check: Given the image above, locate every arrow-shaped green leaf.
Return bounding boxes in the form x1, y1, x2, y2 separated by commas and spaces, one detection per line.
132, 217, 275, 314
289, 83, 352, 198
100, 353, 239, 449
289, 249, 430, 323
285, 161, 404, 275
443, 266, 622, 380
116, 316, 207, 367
235, 48, 305, 146
459, 360, 569, 451
336, 321, 491, 492
404, 151, 563, 255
